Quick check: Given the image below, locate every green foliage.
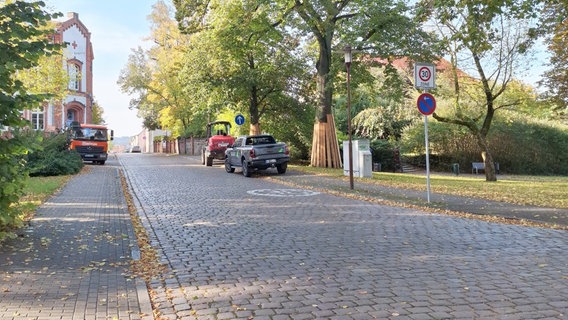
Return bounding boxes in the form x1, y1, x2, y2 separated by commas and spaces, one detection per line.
25, 132, 83, 177
369, 139, 398, 172
0, 129, 32, 239
0, 1, 63, 240
91, 100, 105, 125
401, 113, 568, 175
260, 97, 315, 161
490, 112, 568, 175
539, 0, 568, 118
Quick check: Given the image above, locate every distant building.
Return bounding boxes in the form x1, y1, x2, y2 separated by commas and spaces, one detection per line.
21, 12, 94, 132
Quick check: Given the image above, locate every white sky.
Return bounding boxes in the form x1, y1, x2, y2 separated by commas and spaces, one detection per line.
44, 0, 161, 137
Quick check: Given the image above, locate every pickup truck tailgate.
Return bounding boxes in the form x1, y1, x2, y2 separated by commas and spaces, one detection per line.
253, 144, 287, 157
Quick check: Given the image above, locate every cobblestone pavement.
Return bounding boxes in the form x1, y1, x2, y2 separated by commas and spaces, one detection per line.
119, 154, 567, 320
0, 157, 152, 320
265, 171, 568, 228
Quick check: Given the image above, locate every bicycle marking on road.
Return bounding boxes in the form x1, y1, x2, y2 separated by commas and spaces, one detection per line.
247, 189, 320, 197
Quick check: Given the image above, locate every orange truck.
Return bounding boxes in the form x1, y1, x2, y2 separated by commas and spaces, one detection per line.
68, 121, 114, 165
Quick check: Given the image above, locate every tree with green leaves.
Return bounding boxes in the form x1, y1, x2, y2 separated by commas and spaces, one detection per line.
0, 0, 62, 238
117, 47, 159, 129
351, 62, 416, 140
173, 0, 310, 136
264, 0, 430, 167
175, 0, 433, 167
118, 1, 195, 137
540, 0, 568, 121
91, 99, 105, 125
417, 0, 542, 181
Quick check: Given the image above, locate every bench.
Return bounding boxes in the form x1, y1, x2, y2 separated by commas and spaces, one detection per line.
471, 162, 500, 174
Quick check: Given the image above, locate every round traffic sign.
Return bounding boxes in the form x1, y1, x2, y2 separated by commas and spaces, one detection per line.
418, 66, 431, 82
417, 93, 436, 116
235, 114, 245, 126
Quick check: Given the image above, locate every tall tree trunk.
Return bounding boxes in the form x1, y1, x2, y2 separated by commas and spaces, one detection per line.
310, 30, 341, 168
476, 136, 497, 181
250, 124, 261, 135
249, 84, 261, 135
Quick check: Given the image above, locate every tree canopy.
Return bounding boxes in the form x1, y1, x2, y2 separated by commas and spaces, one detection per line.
417, 0, 542, 181
540, 0, 568, 121
0, 0, 63, 237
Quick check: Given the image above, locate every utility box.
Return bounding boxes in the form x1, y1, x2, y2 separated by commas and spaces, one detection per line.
343, 139, 372, 178
359, 150, 373, 177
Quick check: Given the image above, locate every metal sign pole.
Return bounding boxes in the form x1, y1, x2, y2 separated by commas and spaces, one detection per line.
424, 114, 431, 203
415, 62, 436, 204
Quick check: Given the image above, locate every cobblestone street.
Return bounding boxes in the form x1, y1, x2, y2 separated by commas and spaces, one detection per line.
120, 154, 568, 319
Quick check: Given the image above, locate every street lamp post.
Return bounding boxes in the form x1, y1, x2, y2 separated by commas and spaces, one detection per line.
344, 46, 354, 190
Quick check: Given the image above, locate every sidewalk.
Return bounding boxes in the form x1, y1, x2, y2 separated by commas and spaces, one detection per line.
0, 161, 153, 320
267, 169, 568, 228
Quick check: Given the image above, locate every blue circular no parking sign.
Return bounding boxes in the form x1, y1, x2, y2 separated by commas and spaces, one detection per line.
235, 114, 245, 126
417, 93, 436, 116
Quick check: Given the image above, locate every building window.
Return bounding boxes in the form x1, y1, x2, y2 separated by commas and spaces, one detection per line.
31, 109, 44, 130
68, 63, 80, 91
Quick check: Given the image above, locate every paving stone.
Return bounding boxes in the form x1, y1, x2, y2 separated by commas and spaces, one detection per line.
118, 154, 565, 319
6, 153, 565, 319
0, 157, 151, 319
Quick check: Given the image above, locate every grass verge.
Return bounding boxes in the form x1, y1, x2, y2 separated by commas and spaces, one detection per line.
17, 175, 73, 221
290, 165, 568, 209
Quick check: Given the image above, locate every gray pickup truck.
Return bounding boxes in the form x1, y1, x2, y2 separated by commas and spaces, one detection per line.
224, 134, 290, 177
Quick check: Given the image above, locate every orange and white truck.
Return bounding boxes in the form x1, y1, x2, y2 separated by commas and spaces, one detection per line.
68, 121, 114, 165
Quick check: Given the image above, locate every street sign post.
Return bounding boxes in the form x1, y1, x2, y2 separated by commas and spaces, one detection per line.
416, 92, 437, 203
414, 63, 436, 90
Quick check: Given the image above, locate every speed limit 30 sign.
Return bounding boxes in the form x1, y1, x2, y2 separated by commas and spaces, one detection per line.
414, 62, 436, 90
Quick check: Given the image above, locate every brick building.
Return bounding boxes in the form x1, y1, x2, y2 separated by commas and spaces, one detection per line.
22, 12, 94, 132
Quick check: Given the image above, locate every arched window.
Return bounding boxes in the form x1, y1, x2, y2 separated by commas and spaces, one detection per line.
68, 63, 81, 91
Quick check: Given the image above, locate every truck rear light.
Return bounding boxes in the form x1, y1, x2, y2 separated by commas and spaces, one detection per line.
249, 149, 256, 158
284, 145, 289, 155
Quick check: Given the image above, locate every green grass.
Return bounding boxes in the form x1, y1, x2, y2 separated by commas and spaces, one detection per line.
17, 175, 72, 219
290, 165, 568, 209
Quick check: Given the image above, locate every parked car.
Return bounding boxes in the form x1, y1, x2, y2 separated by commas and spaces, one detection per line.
224, 134, 289, 177
130, 146, 141, 153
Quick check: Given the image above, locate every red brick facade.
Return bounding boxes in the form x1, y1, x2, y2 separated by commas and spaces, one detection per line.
23, 12, 94, 132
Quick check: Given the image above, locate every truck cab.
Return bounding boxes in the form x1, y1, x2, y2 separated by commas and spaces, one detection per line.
69, 122, 113, 165
202, 121, 235, 166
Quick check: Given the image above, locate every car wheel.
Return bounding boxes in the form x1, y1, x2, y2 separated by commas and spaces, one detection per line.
225, 157, 235, 173
206, 156, 213, 166
99, 161, 106, 165
242, 160, 251, 177
276, 162, 287, 174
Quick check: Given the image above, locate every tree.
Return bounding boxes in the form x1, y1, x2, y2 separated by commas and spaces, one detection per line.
540, 0, 568, 121
173, 0, 432, 165
117, 47, 158, 129
0, 1, 62, 237
174, 0, 310, 135
417, 0, 541, 181
351, 62, 416, 140
118, 1, 194, 137
91, 99, 105, 125
280, 0, 433, 167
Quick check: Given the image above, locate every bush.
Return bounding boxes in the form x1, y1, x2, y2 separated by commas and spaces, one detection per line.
400, 112, 568, 175
26, 132, 83, 177
0, 129, 40, 240
369, 139, 398, 172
